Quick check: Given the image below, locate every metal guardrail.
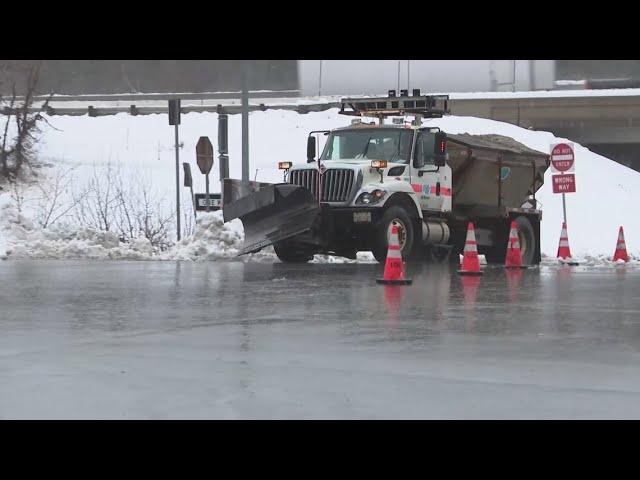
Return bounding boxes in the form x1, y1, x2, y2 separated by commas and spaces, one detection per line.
18, 90, 300, 103
2, 100, 342, 117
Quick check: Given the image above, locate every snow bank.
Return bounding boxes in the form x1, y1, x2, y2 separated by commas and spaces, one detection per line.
159, 211, 243, 261
0, 200, 155, 260
0, 196, 9, 260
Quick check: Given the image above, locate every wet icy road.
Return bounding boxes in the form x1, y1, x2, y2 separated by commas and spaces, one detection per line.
1, 260, 640, 419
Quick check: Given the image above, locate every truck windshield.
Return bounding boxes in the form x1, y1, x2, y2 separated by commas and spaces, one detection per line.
320, 129, 413, 163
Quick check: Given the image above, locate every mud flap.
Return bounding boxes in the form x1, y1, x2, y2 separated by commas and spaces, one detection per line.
222, 180, 321, 255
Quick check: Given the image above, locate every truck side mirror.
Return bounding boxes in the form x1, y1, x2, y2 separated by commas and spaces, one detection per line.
414, 149, 425, 169
307, 136, 316, 163
433, 132, 447, 167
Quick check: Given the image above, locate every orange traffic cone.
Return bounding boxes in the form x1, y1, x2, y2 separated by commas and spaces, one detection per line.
505, 220, 528, 269
557, 222, 579, 266
612, 226, 629, 263
457, 222, 483, 276
376, 222, 412, 285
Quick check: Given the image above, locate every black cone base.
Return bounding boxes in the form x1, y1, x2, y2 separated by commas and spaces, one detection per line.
505, 265, 529, 269
457, 270, 484, 276
376, 278, 413, 285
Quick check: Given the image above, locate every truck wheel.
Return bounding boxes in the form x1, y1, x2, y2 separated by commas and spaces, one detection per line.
372, 206, 415, 263
273, 240, 315, 263
513, 215, 536, 265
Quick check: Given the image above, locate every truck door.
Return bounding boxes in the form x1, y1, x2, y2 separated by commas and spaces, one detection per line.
411, 130, 450, 213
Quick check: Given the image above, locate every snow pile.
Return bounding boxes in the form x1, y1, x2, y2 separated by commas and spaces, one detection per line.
0, 200, 155, 260
311, 252, 377, 264
160, 211, 243, 261
0, 196, 10, 259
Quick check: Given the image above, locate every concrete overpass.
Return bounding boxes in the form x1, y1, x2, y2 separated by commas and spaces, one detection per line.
447, 89, 640, 171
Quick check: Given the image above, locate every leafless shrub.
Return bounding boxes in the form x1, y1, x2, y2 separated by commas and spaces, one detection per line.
182, 208, 195, 238
73, 163, 175, 251
33, 166, 90, 229
7, 176, 33, 215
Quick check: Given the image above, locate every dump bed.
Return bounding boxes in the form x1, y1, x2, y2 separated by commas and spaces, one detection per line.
446, 133, 550, 217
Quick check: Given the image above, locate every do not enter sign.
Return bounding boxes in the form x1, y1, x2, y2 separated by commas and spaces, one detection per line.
550, 142, 576, 194
551, 143, 575, 173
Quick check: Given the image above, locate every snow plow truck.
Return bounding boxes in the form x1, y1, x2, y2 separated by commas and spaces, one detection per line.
222, 90, 550, 264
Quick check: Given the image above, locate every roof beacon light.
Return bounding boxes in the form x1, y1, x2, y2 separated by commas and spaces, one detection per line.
339, 91, 449, 119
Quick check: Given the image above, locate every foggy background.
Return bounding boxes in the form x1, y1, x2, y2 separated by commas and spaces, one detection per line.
3, 60, 640, 96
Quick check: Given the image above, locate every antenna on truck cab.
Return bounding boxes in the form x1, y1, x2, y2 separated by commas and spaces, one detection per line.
338, 89, 449, 122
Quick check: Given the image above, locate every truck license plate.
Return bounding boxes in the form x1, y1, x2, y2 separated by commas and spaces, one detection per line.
353, 212, 371, 223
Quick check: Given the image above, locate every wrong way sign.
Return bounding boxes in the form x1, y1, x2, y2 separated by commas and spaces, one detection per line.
552, 174, 576, 193
551, 142, 576, 193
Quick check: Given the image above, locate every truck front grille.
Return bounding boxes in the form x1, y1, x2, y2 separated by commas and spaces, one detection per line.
289, 169, 355, 203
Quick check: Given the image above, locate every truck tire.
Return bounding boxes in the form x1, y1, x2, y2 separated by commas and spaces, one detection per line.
372, 206, 416, 263
273, 240, 315, 263
513, 215, 537, 265
485, 215, 537, 265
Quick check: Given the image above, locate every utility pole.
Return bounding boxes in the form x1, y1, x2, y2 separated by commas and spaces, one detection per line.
318, 60, 323, 96
407, 60, 411, 91
168, 99, 181, 241
529, 60, 536, 91
174, 122, 181, 239
512, 60, 517, 92
241, 62, 249, 182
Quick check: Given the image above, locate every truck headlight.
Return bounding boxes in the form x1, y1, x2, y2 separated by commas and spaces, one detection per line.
355, 189, 387, 205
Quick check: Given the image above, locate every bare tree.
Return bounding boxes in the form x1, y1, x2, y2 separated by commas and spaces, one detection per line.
0, 62, 54, 183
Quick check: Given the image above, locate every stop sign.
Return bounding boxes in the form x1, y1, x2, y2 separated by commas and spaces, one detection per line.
196, 136, 214, 175
551, 143, 574, 172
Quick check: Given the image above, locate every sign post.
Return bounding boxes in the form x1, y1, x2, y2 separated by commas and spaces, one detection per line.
241, 62, 250, 182
218, 114, 229, 194
550, 142, 576, 225
182, 162, 196, 218
196, 136, 215, 212
168, 99, 182, 240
